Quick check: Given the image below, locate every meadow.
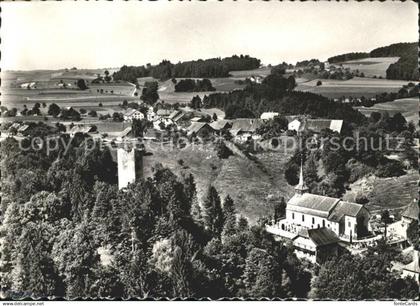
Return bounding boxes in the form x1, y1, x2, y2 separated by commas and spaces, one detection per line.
355, 97, 418, 125
343, 170, 418, 214
339, 57, 400, 78
142, 142, 294, 224
295, 77, 410, 98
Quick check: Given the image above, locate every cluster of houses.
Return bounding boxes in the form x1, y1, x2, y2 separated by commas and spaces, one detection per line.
183, 112, 343, 142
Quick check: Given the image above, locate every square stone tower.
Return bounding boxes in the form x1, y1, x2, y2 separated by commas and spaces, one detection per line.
117, 147, 143, 189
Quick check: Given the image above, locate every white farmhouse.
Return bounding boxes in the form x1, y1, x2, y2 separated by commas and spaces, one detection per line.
123, 108, 144, 121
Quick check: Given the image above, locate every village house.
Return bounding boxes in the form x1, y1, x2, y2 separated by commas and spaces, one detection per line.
402, 250, 420, 284
292, 227, 340, 264
210, 120, 232, 133
68, 125, 97, 137
156, 109, 172, 118
229, 118, 264, 142
187, 122, 215, 137
260, 112, 279, 120
168, 110, 186, 124
288, 118, 344, 134
387, 200, 419, 247
123, 108, 144, 121
267, 164, 372, 262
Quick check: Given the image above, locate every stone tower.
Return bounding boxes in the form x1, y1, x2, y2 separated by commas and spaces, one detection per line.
295, 160, 309, 195
117, 147, 143, 190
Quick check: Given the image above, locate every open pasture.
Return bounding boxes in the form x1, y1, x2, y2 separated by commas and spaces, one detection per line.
339, 57, 400, 78
343, 170, 418, 213
229, 67, 271, 78
295, 77, 410, 98
355, 97, 418, 124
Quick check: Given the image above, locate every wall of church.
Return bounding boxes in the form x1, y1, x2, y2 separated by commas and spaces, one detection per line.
344, 215, 357, 238
286, 209, 340, 235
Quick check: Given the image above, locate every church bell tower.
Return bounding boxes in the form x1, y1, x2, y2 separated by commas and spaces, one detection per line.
295, 160, 309, 195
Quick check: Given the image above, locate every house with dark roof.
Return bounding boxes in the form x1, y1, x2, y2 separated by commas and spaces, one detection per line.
292, 228, 340, 263
187, 122, 215, 137
210, 120, 232, 132
229, 118, 264, 142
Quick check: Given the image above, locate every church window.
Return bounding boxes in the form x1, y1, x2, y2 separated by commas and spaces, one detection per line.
292, 213, 294, 219
302, 215, 305, 222
322, 220, 325, 227
312, 217, 315, 224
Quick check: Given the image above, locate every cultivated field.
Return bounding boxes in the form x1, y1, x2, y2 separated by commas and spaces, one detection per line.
295, 77, 410, 98
355, 97, 418, 125
339, 57, 400, 78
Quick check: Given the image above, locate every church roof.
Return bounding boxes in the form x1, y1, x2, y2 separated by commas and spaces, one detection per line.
328, 201, 365, 222
297, 228, 340, 247
287, 193, 340, 218
402, 201, 419, 220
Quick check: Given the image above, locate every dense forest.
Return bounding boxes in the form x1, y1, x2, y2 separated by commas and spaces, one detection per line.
113, 55, 261, 83
327, 42, 418, 80
174, 79, 216, 92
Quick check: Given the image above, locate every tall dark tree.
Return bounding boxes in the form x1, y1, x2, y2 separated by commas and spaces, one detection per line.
222, 195, 236, 237
202, 186, 224, 238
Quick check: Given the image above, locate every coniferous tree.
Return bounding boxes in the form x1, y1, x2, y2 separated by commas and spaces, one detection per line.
202, 186, 224, 238
222, 195, 237, 237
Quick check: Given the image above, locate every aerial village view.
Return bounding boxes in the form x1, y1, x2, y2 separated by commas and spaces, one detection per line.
0, 1, 418, 302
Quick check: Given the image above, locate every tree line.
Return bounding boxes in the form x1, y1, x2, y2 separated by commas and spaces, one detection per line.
113, 55, 261, 83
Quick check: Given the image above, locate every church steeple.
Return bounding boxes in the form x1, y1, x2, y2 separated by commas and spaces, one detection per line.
295, 159, 308, 195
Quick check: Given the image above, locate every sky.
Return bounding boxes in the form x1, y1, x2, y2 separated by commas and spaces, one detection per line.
1, 1, 418, 70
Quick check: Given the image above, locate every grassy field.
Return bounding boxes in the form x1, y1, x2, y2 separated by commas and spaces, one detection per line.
343, 170, 418, 214
339, 57, 400, 78
229, 67, 271, 78
355, 97, 418, 125
142, 142, 294, 224
296, 77, 410, 98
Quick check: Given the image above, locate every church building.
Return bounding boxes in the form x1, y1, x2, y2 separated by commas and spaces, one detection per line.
267, 163, 372, 262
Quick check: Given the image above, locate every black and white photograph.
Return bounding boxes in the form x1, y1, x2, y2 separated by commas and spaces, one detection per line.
0, 1, 418, 302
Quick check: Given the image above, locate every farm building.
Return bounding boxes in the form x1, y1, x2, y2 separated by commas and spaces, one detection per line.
187, 122, 215, 137
260, 112, 279, 120
168, 110, 186, 123
288, 118, 344, 134
156, 109, 172, 118
123, 108, 144, 121
210, 120, 232, 132
229, 118, 264, 142
68, 125, 96, 137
